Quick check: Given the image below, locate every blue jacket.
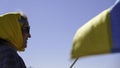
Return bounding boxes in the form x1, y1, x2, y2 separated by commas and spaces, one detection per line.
0, 45, 26, 68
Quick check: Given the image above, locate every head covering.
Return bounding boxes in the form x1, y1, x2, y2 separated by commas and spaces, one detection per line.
0, 12, 26, 51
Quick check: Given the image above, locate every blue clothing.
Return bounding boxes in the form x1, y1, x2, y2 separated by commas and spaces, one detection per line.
0, 45, 26, 68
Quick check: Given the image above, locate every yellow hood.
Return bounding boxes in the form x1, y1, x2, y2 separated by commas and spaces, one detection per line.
0, 12, 24, 51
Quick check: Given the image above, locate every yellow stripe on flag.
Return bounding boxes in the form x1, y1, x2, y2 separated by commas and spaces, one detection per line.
71, 8, 112, 59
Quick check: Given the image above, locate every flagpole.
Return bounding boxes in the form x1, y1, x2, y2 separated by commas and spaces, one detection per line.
70, 58, 79, 68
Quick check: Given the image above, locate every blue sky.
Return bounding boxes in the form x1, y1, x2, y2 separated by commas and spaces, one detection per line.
0, 0, 120, 68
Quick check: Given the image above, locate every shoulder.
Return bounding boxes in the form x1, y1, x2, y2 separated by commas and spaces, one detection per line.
0, 45, 18, 59
0, 46, 18, 60
0, 45, 26, 68
0, 45, 16, 53
0, 46, 20, 67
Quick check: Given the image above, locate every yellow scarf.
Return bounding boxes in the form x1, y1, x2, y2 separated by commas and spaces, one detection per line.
0, 12, 24, 51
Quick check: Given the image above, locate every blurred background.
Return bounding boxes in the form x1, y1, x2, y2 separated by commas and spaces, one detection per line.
0, 0, 120, 68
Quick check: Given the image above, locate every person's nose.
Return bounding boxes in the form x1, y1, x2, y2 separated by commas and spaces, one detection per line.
27, 33, 31, 38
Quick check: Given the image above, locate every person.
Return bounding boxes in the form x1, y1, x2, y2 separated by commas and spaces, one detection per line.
0, 12, 31, 68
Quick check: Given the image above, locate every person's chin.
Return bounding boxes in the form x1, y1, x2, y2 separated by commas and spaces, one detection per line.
22, 43, 27, 48
24, 41, 27, 48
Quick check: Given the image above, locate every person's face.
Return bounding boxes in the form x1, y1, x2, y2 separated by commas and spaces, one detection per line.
20, 17, 31, 48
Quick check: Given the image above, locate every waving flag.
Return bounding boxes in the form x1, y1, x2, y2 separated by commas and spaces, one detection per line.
71, 0, 120, 59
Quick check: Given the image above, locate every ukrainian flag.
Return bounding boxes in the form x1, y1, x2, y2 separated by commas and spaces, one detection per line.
71, 0, 120, 59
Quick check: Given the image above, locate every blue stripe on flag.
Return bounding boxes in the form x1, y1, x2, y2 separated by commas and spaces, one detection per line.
111, 48, 120, 53
110, 0, 120, 52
